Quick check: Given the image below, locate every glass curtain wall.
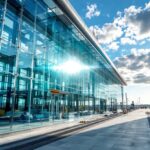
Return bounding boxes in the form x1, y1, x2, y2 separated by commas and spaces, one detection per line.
0, 0, 123, 132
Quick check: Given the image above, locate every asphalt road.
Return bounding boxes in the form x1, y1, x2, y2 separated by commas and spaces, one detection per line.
36, 109, 150, 150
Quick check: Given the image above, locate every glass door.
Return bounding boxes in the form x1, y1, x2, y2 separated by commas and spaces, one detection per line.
60, 95, 68, 119
100, 99, 107, 113
50, 94, 69, 121
50, 95, 60, 120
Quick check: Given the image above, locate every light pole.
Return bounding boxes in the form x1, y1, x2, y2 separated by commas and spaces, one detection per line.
138, 97, 141, 108
125, 93, 128, 110
121, 86, 124, 110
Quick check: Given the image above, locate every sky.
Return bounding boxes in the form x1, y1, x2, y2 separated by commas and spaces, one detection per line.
69, 0, 150, 104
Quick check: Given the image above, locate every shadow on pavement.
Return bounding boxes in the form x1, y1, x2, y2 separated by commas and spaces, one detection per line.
36, 116, 150, 150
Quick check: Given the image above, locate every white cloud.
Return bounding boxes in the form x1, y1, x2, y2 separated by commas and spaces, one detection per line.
108, 42, 119, 51
145, 2, 150, 9
124, 5, 141, 15
89, 2, 150, 47
131, 48, 150, 55
116, 11, 122, 17
114, 49, 150, 84
120, 37, 136, 45
89, 23, 123, 44
87, 2, 150, 85
124, 4, 150, 41
139, 40, 146, 45
85, 4, 100, 19
114, 16, 126, 27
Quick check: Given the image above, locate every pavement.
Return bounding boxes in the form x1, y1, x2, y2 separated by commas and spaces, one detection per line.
36, 109, 150, 150
0, 113, 106, 145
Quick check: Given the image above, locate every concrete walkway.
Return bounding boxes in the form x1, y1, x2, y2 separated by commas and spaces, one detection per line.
0, 113, 106, 145
36, 109, 150, 150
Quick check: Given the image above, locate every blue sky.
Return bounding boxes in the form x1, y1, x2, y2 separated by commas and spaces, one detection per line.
70, 0, 148, 27
70, 0, 150, 104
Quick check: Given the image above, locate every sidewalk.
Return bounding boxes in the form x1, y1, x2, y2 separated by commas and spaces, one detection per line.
0, 113, 108, 146
36, 109, 150, 150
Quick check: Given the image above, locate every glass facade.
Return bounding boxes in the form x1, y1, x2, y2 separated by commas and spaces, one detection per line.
0, 0, 124, 133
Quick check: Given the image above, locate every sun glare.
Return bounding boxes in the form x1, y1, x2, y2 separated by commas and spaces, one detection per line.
53, 59, 89, 74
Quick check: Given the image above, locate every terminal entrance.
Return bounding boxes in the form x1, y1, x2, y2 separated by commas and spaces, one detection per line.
50, 94, 68, 120
100, 99, 107, 113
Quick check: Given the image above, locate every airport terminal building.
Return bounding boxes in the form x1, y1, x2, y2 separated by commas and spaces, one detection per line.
0, 0, 126, 132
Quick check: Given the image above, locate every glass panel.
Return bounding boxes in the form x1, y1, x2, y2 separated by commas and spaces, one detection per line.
0, 73, 14, 127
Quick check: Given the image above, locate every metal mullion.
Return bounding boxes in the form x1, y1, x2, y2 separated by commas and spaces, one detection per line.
28, 0, 37, 125
0, 0, 7, 47
10, 5, 23, 129
41, 17, 48, 118
44, 18, 52, 122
